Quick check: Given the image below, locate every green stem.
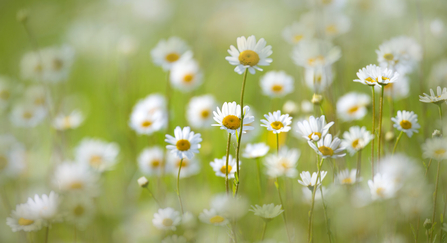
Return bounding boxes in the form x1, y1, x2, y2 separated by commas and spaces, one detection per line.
45, 227, 49, 243
176, 158, 184, 214
319, 179, 333, 243
308, 157, 324, 243
425, 158, 433, 177
356, 150, 362, 182
431, 161, 441, 235
225, 133, 232, 195
145, 187, 161, 208
378, 86, 384, 163
276, 133, 279, 156
162, 71, 172, 179
371, 87, 376, 182
438, 104, 443, 134
261, 221, 268, 241
256, 158, 262, 199
392, 131, 404, 155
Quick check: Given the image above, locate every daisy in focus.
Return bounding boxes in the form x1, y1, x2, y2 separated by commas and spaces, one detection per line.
308, 134, 346, 159
53, 110, 84, 131
419, 86, 447, 104
210, 155, 240, 179
260, 110, 292, 134
354, 64, 381, 86
75, 138, 120, 172
212, 102, 254, 135
165, 126, 202, 160
336, 169, 359, 185
422, 138, 447, 161
249, 204, 284, 220
296, 115, 334, 142
264, 147, 300, 178
298, 171, 328, 190
336, 92, 371, 122
391, 110, 421, 137
342, 126, 374, 155
225, 35, 272, 74
138, 146, 165, 176
152, 207, 181, 231
151, 37, 190, 71
243, 143, 269, 159
259, 71, 294, 98
186, 95, 216, 130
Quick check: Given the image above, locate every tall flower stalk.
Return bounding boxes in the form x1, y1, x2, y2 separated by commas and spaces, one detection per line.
225, 133, 232, 195
308, 157, 324, 243
176, 158, 184, 214
378, 86, 385, 161
234, 69, 248, 196
371, 87, 376, 181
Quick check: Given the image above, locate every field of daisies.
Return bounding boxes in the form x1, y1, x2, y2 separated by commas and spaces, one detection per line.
2, 0, 447, 242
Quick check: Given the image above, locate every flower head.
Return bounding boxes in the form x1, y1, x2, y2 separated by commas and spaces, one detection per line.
264, 147, 300, 178
249, 204, 283, 220
198, 208, 229, 226
26, 191, 63, 226
342, 126, 374, 155
186, 95, 216, 129
170, 58, 203, 92
52, 162, 100, 197
212, 102, 254, 135
166, 152, 200, 178
391, 110, 421, 137
296, 115, 334, 142
152, 207, 181, 231
419, 86, 447, 104
336, 169, 360, 185
225, 35, 272, 74
292, 39, 341, 68
298, 171, 328, 190
7, 203, 43, 232
75, 138, 120, 172
210, 155, 240, 179
308, 134, 346, 159
336, 92, 370, 122
260, 110, 292, 134
151, 37, 190, 71
138, 146, 165, 176
368, 173, 399, 200
165, 126, 202, 160
422, 138, 447, 161
260, 71, 294, 98
53, 110, 84, 131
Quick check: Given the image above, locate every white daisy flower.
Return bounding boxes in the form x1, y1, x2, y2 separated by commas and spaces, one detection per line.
419, 86, 447, 104
380, 75, 410, 100
20, 50, 44, 81
225, 35, 273, 75
391, 110, 421, 138
151, 37, 190, 71
249, 204, 284, 220
368, 173, 398, 200
342, 126, 374, 155
162, 235, 188, 243
308, 134, 346, 159
129, 94, 167, 135
298, 171, 328, 190
24, 85, 50, 108
243, 143, 270, 159
260, 71, 294, 98
376, 36, 422, 75
6, 203, 43, 232
212, 102, 254, 135
296, 115, 334, 142
354, 64, 381, 86
170, 58, 203, 92
166, 152, 200, 178
186, 95, 216, 130
131, 93, 167, 116
322, 12, 351, 39
209, 194, 248, 219
165, 126, 202, 160
152, 207, 181, 231
63, 195, 95, 229
10, 102, 47, 127
264, 147, 300, 178
260, 110, 293, 134
422, 138, 447, 161
137, 146, 165, 176
0, 135, 26, 180
209, 154, 240, 179
52, 162, 100, 197
336, 169, 359, 185
198, 208, 229, 226
292, 39, 341, 68
75, 138, 120, 172
181, 211, 197, 229
304, 65, 334, 93
52, 110, 84, 131
368, 65, 400, 86
336, 92, 371, 122
282, 21, 314, 44
26, 191, 63, 226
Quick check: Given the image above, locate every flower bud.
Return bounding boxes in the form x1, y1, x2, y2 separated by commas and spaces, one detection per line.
424, 218, 432, 230
385, 131, 395, 142
311, 94, 323, 104
138, 176, 149, 188
432, 130, 442, 138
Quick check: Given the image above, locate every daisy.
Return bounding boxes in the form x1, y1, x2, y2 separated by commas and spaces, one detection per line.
10, 102, 47, 127
304, 65, 334, 93
282, 100, 299, 116
186, 95, 216, 130
129, 109, 165, 135
249, 204, 283, 220
198, 208, 229, 226
322, 12, 351, 38
40, 45, 76, 83
419, 86, 447, 104
170, 58, 203, 92
26, 191, 63, 226
354, 64, 381, 86
225, 35, 272, 74
308, 134, 346, 159
298, 171, 328, 190
151, 37, 190, 71
63, 195, 95, 229
282, 22, 313, 44
296, 115, 334, 142
152, 207, 181, 231
209, 155, 240, 179
260, 110, 292, 134
165, 126, 202, 160
243, 143, 270, 159
162, 235, 188, 243
260, 71, 294, 98
75, 138, 120, 172
24, 85, 50, 108
292, 39, 341, 69
391, 110, 421, 137
53, 110, 84, 130
209, 194, 248, 219
181, 211, 197, 229
6, 203, 43, 232
336, 169, 359, 185
264, 147, 300, 178
336, 92, 371, 122
422, 138, 447, 161
368, 173, 398, 200
380, 76, 410, 100
166, 152, 200, 178
376, 36, 422, 75
132, 93, 167, 116
137, 146, 165, 176
52, 162, 100, 197
0, 135, 26, 180
212, 102, 254, 135
371, 66, 400, 86
342, 126, 374, 155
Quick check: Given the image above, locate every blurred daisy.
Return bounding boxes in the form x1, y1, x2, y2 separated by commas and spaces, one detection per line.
181, 211, 197, 229
186, 95, 216, 129
165, 126, 202, 160
292, 39, 341, 69
212, 102, 254, 135
283, 100, 299, 116
249, 204, 283, 220
10, 102, 47, 127
282, 22, 313, 44
261, 110, 292, 134
264, 147, 300, 178
336, 169, 359, 185
419, 86, 447, 104
117, 35, 139, 56
260, 71, 294, 98
336, 92, 370, 122
243, 143, 269, 159
0, 135, 26, 180
152, 207, 181, 231
53, 110, 84, 130
75, 138, 120, 172
342, 126, 374, 155
26, 191, 63, 226
422, 138, 447, 161
132, 93, 167, 116
6, 203, 43, 232
210, 154, 239, 179
380, 76, 410, 100
301, 100, 313, 113
130, 109, 165, 135
20, 50, 44, 81
296, 115, 334, 142
199, 208, 229, 226
167, 152, 200, 178
225, 35, 272, 74
151, 37, 190, 71
138, 146, 165, 176
52, 162, 99, 197
391, 110, 421, 137
304, 65, 334, 93
308, 134, 346, 159
323, 12, 351, 39
368, 173, 398, 200
209, 194, 248, 219
64, 195, 95, 229
162, 235, 188, 243
40, 45, 76, 83
24, 85, 50, 108
170, 58, 203, 92
376, 36, 421, 75
298, 171, 328, 190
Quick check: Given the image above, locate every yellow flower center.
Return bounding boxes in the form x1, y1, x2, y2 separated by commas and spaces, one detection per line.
200, 109, 210, 118
348, 106, 359, 114
352, 139, 361, 149
176, 139, 191, 151
400, 120, 412, 129
238, 50, 260, 66
280, 160, 290, 169
318, 146, 334, 156
383, 53, 394, 61
162, 218, 173, 226
293, 35, 303, 43
63, 117, 71, 128
0, 90, 10, 100
342, 178, 353, 184
384, 83, 394, 90
326, 24, 338, 34
210, 215, 225, 224
183, 74, 194, 83
151, 160, 161, 168
308, 132, 322, 140
435, 149, 446, 156
73, 205, 84, 216
376, 187, 385, 197
69, 181, 84, 189
165, 53, 180, 63
365, 77, 376, 83
271, 84, 283, 93
308, 56, 325, 66
52, 58, 63, 71
0, 155, 8, 171
34, 63, 43, 73
34, 97, 45, 105
22, 111, 33, 120
271, 121, 284, 130
220, 165, 232, 174
141, 120, 152, 128
18, 218, 34, 226
222, 115, 241, 130
89, 155, 103, 168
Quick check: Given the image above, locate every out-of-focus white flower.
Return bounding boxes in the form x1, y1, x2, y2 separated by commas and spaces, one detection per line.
380, 76, 410, 100
6, 203, 43, 232
282, 22, 314, 44
10, 102, 47, 127
117, 36, 139, 56
198, 208, 229, 226
137, 176, 149, 187
302, 186, 327, 204
52, 162, 100, 197
53, 110, 84, 130
181, 211, 196, 229
64, 195, 95, 229
210, 154, 239, 179
304, 65, 334, 93
298, 171, 328, 189
24, 85, 50, 108
296, 115, 334, 142
129, 94, 167, 135
283, 100, 299, 116
152, 207, 181, 231
260, 71, 294, 98
376, 36, 421, 75
368, 173, 399, 200
336, 169, 359, 185
225, 35, 272, 75
322, 12, 351, 39
165, 126, 202, 160
264, 147, 300, 178
243, 143, 269, 159
170, 58, 203, 92
212, 102, 254, 135
430, 19, 444, 37
422, 138, 447, 161
337, 92, 370, 122
419, 86, 447, 104
261, 110, 293, 134
186, 95, 216, 130
128, 0, 173, 22
301, 100, 313, 113
292, 39, 341, 69
166, 152, 200, 178
75, 138, 120, 172
151, 37, 190, 71
308, 134, 346, 159
249, 204, 284, 220
209, 194, 248, 219
342, 126, 374, 155
354, 64, 381, 87
26, 191, 63, 226
391, 110, 421, 138
137, 146, 165, 177
0, 135, 26, 180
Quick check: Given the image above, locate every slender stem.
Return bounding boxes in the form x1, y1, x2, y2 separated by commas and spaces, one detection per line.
44, 227, 49, 243
161, 71, 171, 182
176, 158, 184, 214
261, 221, 268, 241
74, 227, 77, 243
234, 69, 249, 196
378, 86, 384, 163
308, 158, 324, 243
319, 180, 333, 243
231, 222, 238, 243
425, 159, 433, 177
356, 150, 362, 182
440, 195, 447, 243
392, 131, 404, 155
431, 161, 441, 232
371, 87, 376, 182
145, 187, 161, 207
438, 104, 443, 134
225, 133, 232, 195
256, 158, 262, 198
276, 133, 279, 156
275, 177, 292, 243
